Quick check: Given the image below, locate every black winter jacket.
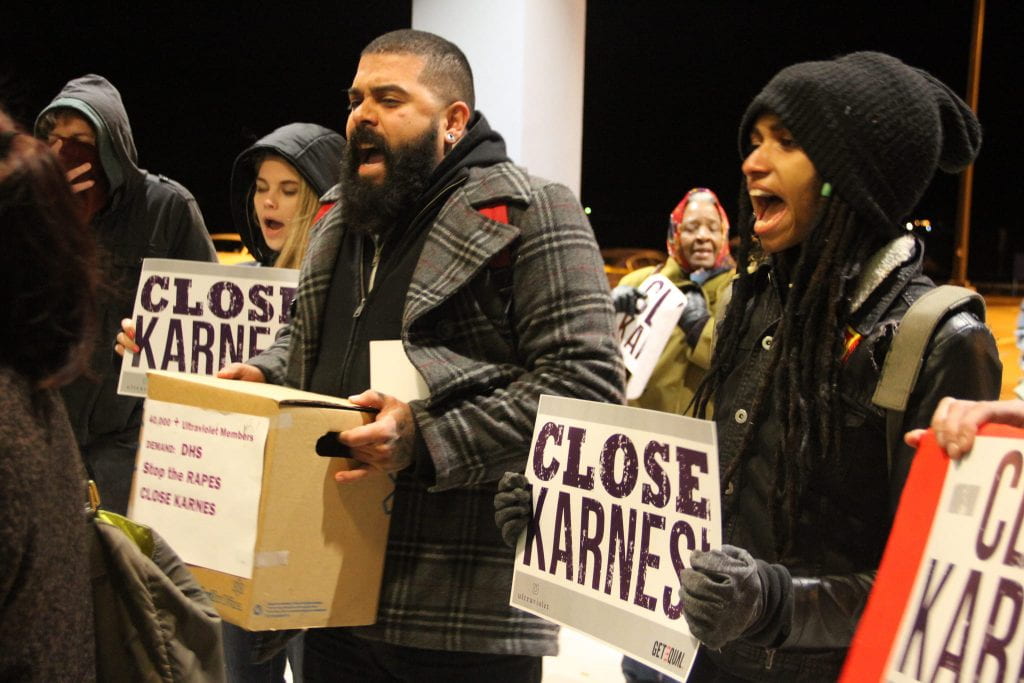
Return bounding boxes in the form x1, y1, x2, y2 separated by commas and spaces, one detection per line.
708, 236, 1001, 681
35, 75, 217, 446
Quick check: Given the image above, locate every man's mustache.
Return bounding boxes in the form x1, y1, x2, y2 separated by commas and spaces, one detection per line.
348, 126, 390, 155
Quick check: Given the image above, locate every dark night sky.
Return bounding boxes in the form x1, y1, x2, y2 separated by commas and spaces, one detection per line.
3, 2, 1020, 284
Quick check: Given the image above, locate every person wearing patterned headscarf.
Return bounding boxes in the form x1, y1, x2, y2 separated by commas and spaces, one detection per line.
611, 187, 735, 417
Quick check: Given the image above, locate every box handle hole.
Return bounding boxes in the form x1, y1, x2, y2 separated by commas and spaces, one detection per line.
315, 432, 352, 458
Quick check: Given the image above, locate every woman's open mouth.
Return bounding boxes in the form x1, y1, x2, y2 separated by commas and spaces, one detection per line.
750, 189, 786, 235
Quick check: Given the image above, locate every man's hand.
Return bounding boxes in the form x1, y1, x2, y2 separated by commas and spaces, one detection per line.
114, 318, 138, 356
905, 397, 1024, 459
216, 363, 266, 383
51, 138, 95, 194
335, 390, 416, 483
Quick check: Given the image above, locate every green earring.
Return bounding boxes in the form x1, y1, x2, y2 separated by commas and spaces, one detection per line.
821, 182, 833, 198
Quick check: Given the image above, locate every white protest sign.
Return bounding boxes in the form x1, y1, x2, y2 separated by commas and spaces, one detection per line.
127, 398, 269, 579
511, 395, 721, 680
117, 258, 299, 397
370, 340, 429, 402
616, 274, 687, 400
842, 426, 1024, 682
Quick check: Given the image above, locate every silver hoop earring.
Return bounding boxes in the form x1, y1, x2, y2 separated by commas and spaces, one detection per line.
447, 132, 456, 142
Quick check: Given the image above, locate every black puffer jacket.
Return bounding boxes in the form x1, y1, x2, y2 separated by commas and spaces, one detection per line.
709, 236, 1001, 681
35, 75, 217, 446
229, 123, 344, 265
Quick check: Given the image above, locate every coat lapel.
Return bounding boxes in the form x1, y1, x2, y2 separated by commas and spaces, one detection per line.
404, 163, 532, 328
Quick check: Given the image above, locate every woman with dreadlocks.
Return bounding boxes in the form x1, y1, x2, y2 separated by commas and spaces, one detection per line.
676, 52, 1001, 681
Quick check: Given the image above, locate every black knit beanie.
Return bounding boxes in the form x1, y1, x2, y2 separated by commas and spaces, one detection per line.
738, 51, 982, 234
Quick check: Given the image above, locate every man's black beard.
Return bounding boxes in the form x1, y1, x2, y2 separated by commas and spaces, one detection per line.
339, 124, 439, 239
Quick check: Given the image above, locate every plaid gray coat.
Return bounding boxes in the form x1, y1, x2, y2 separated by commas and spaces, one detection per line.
251, 161, 625, 655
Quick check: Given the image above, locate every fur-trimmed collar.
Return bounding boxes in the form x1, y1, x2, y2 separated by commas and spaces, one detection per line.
849, 234, 917, 315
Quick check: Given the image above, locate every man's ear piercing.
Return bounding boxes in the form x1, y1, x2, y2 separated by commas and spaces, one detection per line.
447, 132, 456, 142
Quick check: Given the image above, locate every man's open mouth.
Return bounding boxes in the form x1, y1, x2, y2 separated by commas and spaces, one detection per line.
358, 145, 385, 165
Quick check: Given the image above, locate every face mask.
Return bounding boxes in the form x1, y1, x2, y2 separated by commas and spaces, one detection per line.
53, 136, 110, 223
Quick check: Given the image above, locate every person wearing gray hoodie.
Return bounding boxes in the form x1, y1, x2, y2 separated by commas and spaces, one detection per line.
36, 74, 217, 515
230, 122, 345, 269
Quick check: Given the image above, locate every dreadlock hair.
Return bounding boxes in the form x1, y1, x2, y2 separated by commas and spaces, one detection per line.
692, 189, 885, 557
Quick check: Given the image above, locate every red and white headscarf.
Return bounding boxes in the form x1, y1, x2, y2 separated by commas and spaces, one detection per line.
666, 187, 732, 274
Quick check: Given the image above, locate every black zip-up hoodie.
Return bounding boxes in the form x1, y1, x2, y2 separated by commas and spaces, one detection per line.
35, 75, 217, 447
229, 122, 345, 265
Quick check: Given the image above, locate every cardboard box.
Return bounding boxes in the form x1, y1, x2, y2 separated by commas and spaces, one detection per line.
128, 370, 393, 630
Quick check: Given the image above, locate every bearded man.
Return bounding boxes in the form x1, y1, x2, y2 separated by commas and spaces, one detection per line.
219, 29, 624, 682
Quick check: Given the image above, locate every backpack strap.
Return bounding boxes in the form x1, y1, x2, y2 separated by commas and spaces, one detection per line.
871, 285, 986, 474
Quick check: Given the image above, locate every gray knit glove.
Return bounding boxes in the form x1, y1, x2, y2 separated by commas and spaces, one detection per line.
494, 472, 532, 548
611, 285, 647, 314
680, 545, 772, 649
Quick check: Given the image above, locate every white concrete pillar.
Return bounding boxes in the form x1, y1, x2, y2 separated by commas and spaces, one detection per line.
412, 0, 586, 196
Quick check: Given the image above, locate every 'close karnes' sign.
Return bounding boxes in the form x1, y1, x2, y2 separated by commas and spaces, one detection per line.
511, 395, 721, 680
842, 426, 1024, 682
117, 258, 298, 397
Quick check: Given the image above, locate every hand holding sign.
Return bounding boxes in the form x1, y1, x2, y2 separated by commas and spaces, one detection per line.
616, 274, 687, 399
494, 472, 532, 547
680, 545, 791, 650
611, 285, 648, 314
115, 317, 139, 355
677, 286, 711, 348
904, 397, 1024, 459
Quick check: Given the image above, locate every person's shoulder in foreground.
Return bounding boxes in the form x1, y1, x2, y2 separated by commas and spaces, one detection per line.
0, 111, 97, 681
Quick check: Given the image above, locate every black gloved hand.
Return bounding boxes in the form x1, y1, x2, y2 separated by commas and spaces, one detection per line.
494, 472, 532, 548
611, 285, 647, 314
677, 287, 710, 347
680, 545, 773, 650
